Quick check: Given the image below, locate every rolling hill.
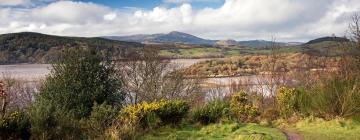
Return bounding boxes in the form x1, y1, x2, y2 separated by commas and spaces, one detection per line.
104, 31, 215, 45
104, 31, 291, 47
0, 32, 143, 64
0, 32, 353, 64
305, 36, 349, 44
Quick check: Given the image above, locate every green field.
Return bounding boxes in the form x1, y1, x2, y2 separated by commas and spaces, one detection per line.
282, 118, 360, 140
139, 123, 287, 140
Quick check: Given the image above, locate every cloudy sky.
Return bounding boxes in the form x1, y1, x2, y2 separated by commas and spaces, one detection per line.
0, 0, 359, 41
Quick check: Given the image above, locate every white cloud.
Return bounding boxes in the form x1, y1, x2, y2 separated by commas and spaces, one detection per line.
0, 0, 29, 6
104, 12, 117, 21
0, 0, 359, 41
164, 0, 220, 4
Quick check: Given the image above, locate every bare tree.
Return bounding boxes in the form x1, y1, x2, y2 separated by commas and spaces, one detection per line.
348, 13, 360, 75
0, 73, 39, 116
116, 47, 202, 104
255, 37, 290, 108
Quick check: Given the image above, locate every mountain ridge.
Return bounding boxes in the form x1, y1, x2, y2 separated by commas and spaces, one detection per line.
103, 31, 299, 47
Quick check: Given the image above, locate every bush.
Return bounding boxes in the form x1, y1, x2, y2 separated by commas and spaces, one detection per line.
111, 100, 189, 139
261, 108, 280, 121
230, 91, 259, 122
0, 111, 30, 140
83, 102, 119, 139
30, 102, 83, 139
30, 48, 124, 139
120, 101, 162, 130
305, 78, 360, 118
192, 99, 229, 124
276, 87, 299, 118
155, 100, 189, 125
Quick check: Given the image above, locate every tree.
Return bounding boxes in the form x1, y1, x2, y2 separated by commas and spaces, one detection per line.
116, 47, 201, 104
348, 13, 360, 75
30, 48, 124, 139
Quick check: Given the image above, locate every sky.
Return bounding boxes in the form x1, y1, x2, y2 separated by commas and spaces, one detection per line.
0, 0, 359, 42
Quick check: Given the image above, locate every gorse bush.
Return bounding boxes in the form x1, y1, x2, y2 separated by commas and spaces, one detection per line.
230, 91, 259, 122
0, 111, 30, 140
155, 100, 190, 125
121, 100, 189, 127
110, 100, 189, 139
192, 99, 229, 124
276, 87, 299, 118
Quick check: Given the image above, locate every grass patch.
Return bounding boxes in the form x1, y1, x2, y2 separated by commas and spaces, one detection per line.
284, 118, 360, 140
139, 123, 286, 140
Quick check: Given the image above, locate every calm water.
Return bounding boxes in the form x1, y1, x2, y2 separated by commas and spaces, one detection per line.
0, 59, 207, 81
0, 59, 274, 96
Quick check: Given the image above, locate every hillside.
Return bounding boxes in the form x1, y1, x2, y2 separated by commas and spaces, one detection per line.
104, 31, 215, 45
0, 32, 353, 64
0, 32, 143, 64
305, 36, 349, 44
301, 37, 352, 56
104, 31, 291, 47
238, 40, 288, 47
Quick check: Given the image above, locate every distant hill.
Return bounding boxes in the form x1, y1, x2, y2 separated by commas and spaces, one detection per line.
305, 36, 349, 45
301, 38, 353, 56
104, 31, 215, 45
0, 32, 142, 64
238, 40, 287, 47
216, 39, 238, 46
105, 31, 292, 47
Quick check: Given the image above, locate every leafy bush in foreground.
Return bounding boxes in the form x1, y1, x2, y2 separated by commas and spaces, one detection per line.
276, 87, 300, 118
192, 99, 229, 124
230, 91, 259, 122
304, 78, 360, 119
110, 100, 189, 139
30, 48, 124, 139
83, 102, 119, 139
155, 100, 190, 125
0, 111, 30, 140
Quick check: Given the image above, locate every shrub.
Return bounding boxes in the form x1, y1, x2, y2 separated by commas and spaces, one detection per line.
230, 91, 259, 122
155, 100, 189, 125
0, 111, 30, 140
121, 101, 162, 129
83, 102, 119, 139
192, 99, 230, 124
306, 78, 360, 118
111, 100, 189, 139
276, 87, 299, 118
30, 48, 124, 139
261, 108, 280, 121
30, 102, 83, 139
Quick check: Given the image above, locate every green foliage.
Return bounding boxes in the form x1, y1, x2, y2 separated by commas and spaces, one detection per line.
0, 111, 31, 140
110, 100, 189, 139
155, 100, 190, 125
83, 102, 119, 139
29, 48, 124, 139
230, 91, 259, 122
303, 78, 360, 118
29, 101, 84, 139
276, 87, 300, 118
192, 99, 230, 124
121, 100, 189, 127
